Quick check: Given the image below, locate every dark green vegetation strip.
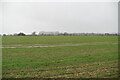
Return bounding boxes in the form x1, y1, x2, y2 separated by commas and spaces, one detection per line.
2, 36, 118, 78
2, 36, 117, 45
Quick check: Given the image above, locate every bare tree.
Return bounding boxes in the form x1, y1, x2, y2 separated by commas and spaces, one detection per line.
32, 32, 37, 36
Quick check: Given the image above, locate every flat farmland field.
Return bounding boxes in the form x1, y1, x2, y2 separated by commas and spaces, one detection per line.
2, 36, 118, 78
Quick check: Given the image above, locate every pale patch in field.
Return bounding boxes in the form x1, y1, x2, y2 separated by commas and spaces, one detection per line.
1, 42, 118, 49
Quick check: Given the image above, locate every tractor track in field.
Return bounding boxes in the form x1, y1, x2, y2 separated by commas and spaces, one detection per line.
49, 63, 118, 78
1, 42, 117, 49
3, 60, 117, 78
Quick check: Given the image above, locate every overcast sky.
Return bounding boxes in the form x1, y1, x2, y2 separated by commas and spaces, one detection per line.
1, 2, 118, 34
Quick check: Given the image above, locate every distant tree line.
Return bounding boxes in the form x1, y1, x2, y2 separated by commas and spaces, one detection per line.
1, 31, 119, 36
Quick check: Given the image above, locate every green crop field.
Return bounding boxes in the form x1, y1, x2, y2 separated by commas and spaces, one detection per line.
2, 36, 118, 78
